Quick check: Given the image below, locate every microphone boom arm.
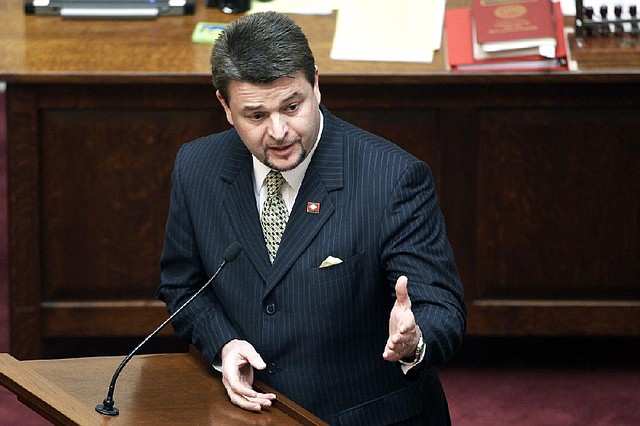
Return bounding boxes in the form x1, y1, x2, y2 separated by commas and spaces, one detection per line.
96, 242, 242, 416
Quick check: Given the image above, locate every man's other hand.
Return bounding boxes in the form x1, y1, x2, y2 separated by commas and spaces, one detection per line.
220, 339, 277, 411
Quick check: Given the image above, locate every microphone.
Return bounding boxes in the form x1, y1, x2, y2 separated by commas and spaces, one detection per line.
95, 242, 243, 416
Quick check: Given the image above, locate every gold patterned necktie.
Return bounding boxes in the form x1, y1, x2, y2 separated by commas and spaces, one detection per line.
261, 170, 289, 263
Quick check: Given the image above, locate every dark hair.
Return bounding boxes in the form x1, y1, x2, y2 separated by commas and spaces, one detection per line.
211, 11, 316, 104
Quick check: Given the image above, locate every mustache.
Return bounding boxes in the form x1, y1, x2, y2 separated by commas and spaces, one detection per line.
268, 138, 299, 147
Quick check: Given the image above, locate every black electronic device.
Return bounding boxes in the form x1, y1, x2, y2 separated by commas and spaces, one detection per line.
25, 0, 195, 18
575, 0, 640, 38
218, 0, 249, 13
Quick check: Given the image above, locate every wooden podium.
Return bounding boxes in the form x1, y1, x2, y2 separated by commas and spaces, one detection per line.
0, 352, 327, 425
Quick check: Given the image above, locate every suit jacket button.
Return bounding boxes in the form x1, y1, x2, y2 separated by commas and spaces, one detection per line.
266, 303, 276, 315
267, 362, 277, 374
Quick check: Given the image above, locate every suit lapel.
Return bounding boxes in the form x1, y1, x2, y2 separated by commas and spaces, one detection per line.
264, 165, 333, 294
221, 139, 272, 281
264, 109, 345, 295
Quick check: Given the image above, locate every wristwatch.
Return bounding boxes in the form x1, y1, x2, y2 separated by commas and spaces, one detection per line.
402, 334, 425, 364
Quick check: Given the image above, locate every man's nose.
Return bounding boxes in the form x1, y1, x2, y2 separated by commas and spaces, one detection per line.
267, 113, 288, 140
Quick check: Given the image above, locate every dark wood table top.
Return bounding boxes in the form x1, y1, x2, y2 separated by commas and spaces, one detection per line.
1, 0, 639, 85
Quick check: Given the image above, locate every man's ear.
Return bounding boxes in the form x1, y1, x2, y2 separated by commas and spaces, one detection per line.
216, 90, 234, 126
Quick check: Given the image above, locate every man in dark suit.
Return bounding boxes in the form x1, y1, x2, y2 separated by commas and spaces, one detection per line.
157, 11, 466, 425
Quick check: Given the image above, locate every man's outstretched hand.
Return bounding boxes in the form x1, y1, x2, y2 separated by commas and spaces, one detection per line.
383, 275, 421, 362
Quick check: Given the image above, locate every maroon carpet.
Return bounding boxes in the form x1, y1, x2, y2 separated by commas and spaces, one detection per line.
441, 367, 640, 425
1, 90, 639, 426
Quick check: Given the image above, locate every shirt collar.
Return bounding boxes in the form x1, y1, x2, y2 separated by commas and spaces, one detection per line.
253, 110, 324, 193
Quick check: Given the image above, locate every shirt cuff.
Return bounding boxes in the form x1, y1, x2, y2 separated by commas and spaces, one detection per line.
398, 336, 426, 374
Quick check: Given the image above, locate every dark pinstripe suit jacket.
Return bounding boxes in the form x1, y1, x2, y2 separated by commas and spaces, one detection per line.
157, 106, 466, 425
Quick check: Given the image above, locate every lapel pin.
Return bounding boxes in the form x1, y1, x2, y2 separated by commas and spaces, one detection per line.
306, 202, 320, 214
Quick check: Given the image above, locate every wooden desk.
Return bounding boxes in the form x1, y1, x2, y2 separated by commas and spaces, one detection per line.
0, 352, 326, 425
1, 0, 639, 360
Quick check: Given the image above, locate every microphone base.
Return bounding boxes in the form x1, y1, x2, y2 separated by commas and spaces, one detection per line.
95, 404, 120, 416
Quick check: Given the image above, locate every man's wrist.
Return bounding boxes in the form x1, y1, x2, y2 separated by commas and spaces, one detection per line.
400, 327, 425, 365
400, 335, 424, 364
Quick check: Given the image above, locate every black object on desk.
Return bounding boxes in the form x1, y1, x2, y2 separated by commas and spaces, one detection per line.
206, 0, 250, 14
25, 0, 195, 18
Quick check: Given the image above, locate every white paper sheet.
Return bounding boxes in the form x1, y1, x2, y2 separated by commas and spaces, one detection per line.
248, 0, 340, 15
330, 0, 444, 63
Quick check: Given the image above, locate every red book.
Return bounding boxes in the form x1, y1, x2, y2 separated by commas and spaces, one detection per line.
472, 0, 557, 54
445, 2, 567, 71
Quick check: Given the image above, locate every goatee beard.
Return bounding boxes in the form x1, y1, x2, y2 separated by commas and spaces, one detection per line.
265, 140, 307, 171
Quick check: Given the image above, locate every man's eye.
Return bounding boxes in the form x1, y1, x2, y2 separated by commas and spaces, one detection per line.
286, 103, 299, 113
249, 113, 265, 121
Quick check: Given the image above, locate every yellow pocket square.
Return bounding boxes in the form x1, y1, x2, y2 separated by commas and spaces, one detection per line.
319, 256, 343, 268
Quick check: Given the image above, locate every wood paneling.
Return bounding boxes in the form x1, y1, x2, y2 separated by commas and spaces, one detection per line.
40, 107, 219, 300
476, 107, 640, 300
7, 86, 43, 358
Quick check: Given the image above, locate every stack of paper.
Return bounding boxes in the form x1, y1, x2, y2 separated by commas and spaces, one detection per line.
330, 0, 445, 63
